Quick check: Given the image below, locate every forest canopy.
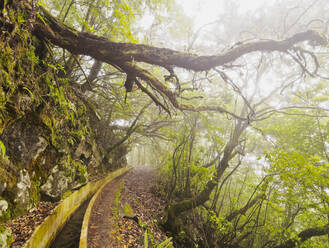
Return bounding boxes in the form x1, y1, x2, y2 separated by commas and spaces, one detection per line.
0, 0, 329, 247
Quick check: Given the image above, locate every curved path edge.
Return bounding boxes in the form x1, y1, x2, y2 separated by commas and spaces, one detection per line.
22, 166, 132, 248
79, 166, 132, 248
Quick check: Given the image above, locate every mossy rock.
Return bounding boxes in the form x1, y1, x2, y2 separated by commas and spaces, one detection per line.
0, 113, 50, 167
0, 198, 10, 222
0, 225, 12, 248
0, 166, 16, 192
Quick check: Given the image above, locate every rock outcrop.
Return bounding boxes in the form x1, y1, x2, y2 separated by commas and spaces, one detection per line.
0, 1, 128, 222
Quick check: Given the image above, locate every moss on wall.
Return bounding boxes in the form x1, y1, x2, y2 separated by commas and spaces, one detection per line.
0, 1, 129, 220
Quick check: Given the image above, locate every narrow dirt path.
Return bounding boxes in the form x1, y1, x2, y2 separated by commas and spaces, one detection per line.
87, 176, 124, 248
88, 166, 169, 248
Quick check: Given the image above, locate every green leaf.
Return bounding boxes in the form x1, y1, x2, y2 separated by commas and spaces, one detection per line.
0, 140, 7, 160
144, 230, 148, 248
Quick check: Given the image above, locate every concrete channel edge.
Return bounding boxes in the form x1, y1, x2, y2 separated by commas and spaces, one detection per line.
79, 166, 132, 248
22, 166, 132, 248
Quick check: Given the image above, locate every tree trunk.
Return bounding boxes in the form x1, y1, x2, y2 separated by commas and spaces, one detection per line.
163, 117, 248, 232
273, 225, 329, 248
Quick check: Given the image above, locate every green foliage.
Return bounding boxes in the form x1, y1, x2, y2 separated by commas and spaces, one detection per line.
261, 113, 326, 156
262, 149, 329, 246
73, 160, 88, 184
114, 180, 124, 223
207, 211, 233, 236
156, 237, 174, 248
190, 162, 216, 191
0, 141, 7, 160
122, 203, 135, 218
265, 150, 329, 189
111, 1, 137, 42
29, 179, 41, 208
0, 3, 88, 152
144, 229, 148, 248
2, 0, 329, 247
141, 220, 174, 248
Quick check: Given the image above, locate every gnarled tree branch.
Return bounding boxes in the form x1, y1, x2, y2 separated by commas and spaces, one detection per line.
32, 6, 327, 118
35, 7, 327, 71
272, 225, 329, 248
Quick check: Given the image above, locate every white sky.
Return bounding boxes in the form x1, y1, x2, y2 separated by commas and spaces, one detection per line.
177, 0, 276, 29
136, 0, 316, 100
140, 0, 276, 36
173, 0, 289, 100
